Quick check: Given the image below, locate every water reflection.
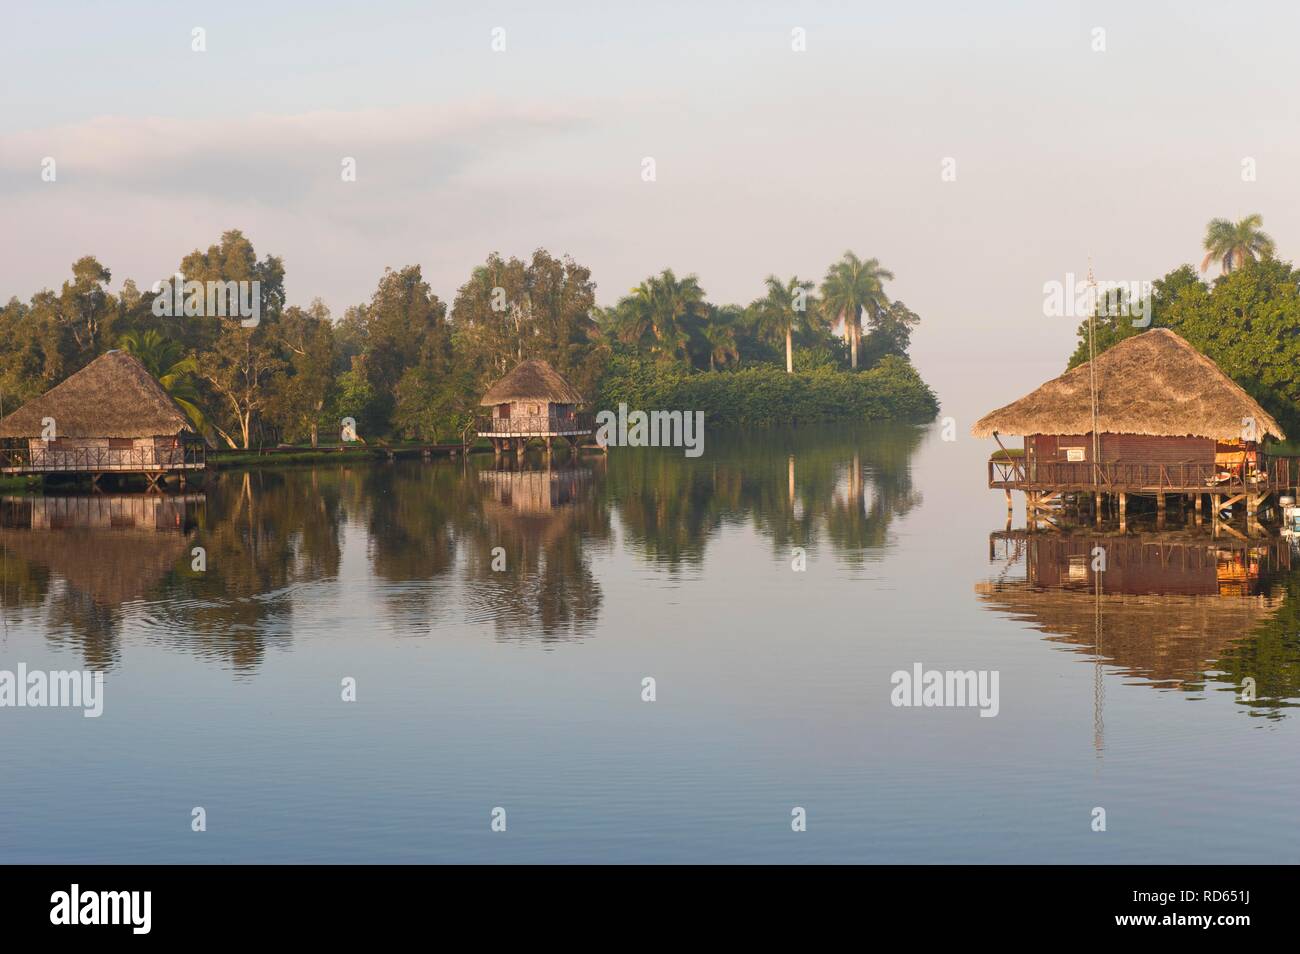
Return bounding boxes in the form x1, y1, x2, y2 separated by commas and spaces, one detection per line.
607, 427, 923, 566
978, 530, 1300, 720
0, 494, 204, 668
0, 426, 924, 670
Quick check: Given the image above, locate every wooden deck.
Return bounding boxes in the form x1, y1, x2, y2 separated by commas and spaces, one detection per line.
0, 445, 206, 475
988, 457, 1298, 495
476, 413, 594, 439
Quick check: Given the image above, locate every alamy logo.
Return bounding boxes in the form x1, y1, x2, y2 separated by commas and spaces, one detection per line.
890, 663, 1000, 718
50, 884, 151, 934
594, 403, 705, 458
0, 665, 103, 717
151, 272, 261, 327
1042, 272, 1151, 328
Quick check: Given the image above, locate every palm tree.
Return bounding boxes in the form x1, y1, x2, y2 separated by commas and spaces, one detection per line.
820, 252, 893, 369
1201, 214, 1275, 274
621, 269, 707, 362
118, 330, 207, 432
702, 306, 740, 371
753, 275, 815, 373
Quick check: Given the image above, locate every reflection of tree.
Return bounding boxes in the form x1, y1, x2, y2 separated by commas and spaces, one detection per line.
349, 459, 611, 642
146, 470, 344, 671
166, 471, 341, 669
461, 465, 609, 642
0, 427, 928, 670
0, 494, 203, 669
607, 424, 924, 568
1205, 573, 1300, 719
351, 462, 465, 625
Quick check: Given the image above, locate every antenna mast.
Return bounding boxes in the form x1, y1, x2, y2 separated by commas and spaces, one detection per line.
1087, 259, 1100, 485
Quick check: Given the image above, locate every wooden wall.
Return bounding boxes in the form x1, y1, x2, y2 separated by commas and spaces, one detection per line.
1026, 433, 1215, 464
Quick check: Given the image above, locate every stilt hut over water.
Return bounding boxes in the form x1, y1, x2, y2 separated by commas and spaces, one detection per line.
476, 359, 593, 457
0, 350, 206, 485
971, 329, 1291, 530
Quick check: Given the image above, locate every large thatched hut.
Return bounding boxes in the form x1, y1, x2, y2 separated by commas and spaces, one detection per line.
972, 329, 1291, 528
476, 359, 592, 457
0, 351, 206, 484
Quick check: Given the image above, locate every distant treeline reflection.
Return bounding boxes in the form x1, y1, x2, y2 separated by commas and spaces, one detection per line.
0, 426, 923, 670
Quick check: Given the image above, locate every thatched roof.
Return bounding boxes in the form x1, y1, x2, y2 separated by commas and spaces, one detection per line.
480, 359, 584, 406
0, 351, 193, 439
971, 329, 1285, 440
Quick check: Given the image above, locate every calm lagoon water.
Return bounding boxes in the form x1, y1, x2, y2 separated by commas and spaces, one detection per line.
2, 425, 1299, 863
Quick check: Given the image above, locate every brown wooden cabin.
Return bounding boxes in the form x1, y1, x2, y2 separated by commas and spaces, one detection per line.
0, 351, 206, 486
972, 329, 1292, 527
476, 359, 594, 456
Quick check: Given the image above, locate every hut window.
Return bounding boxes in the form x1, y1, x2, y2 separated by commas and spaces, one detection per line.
1064, 447, 1085, 462
109, 438, 134, 450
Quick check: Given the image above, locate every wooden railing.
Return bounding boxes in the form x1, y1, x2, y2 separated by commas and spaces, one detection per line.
476, 413, 595, 435
989, 456, 1295, 492
0, 444, 206, 473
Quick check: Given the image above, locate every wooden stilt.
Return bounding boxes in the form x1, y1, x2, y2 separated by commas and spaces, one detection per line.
1156, 492, 1166, 530
1118, 492, 1127, 533
1094, 492, 1102, 527
1194, 493, 1203, 527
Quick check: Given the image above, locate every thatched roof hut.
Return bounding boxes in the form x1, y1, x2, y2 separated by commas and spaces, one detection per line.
479, 359, 584, 407
971, 329, 1284, 441
0, 350, 194, 439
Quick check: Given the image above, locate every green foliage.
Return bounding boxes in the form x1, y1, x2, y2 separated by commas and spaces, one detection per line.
596, 354, 938, 427
1066, 256, 1300, 436
1202, 214, 1275, 274
820, 252, 893, 369
451, 249, 604, 399
0, 237, 932, 445
118, 329, 207, 433
331, 363, 380, 441
1161, 258, 1300, 436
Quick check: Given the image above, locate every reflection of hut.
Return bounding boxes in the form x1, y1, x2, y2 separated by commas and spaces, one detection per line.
471, 464, 603, 642
978, 531, 1285, 687
0, 494, 203, 604
972, 329, 1288, 529
476, 360, 593, 458
0, 351, 206, 486
479, 466, 591, 514
0, 493, 204, 669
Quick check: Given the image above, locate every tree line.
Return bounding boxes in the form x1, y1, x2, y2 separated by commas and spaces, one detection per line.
1068, 214, 1300, 438
0, 230, 924, 447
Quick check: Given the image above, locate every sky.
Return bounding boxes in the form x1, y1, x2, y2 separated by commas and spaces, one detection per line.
2, 0, 1299, 421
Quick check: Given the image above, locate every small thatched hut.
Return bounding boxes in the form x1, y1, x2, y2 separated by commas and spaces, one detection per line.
972, 330, 1290, 521
0, 350, 205, 482
477, 359, 592, 456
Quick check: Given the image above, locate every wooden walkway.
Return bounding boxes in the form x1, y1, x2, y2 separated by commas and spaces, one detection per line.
990, 455, 1300, 537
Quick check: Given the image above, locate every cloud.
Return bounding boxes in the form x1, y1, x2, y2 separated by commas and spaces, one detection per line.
0, 99, 590, 206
